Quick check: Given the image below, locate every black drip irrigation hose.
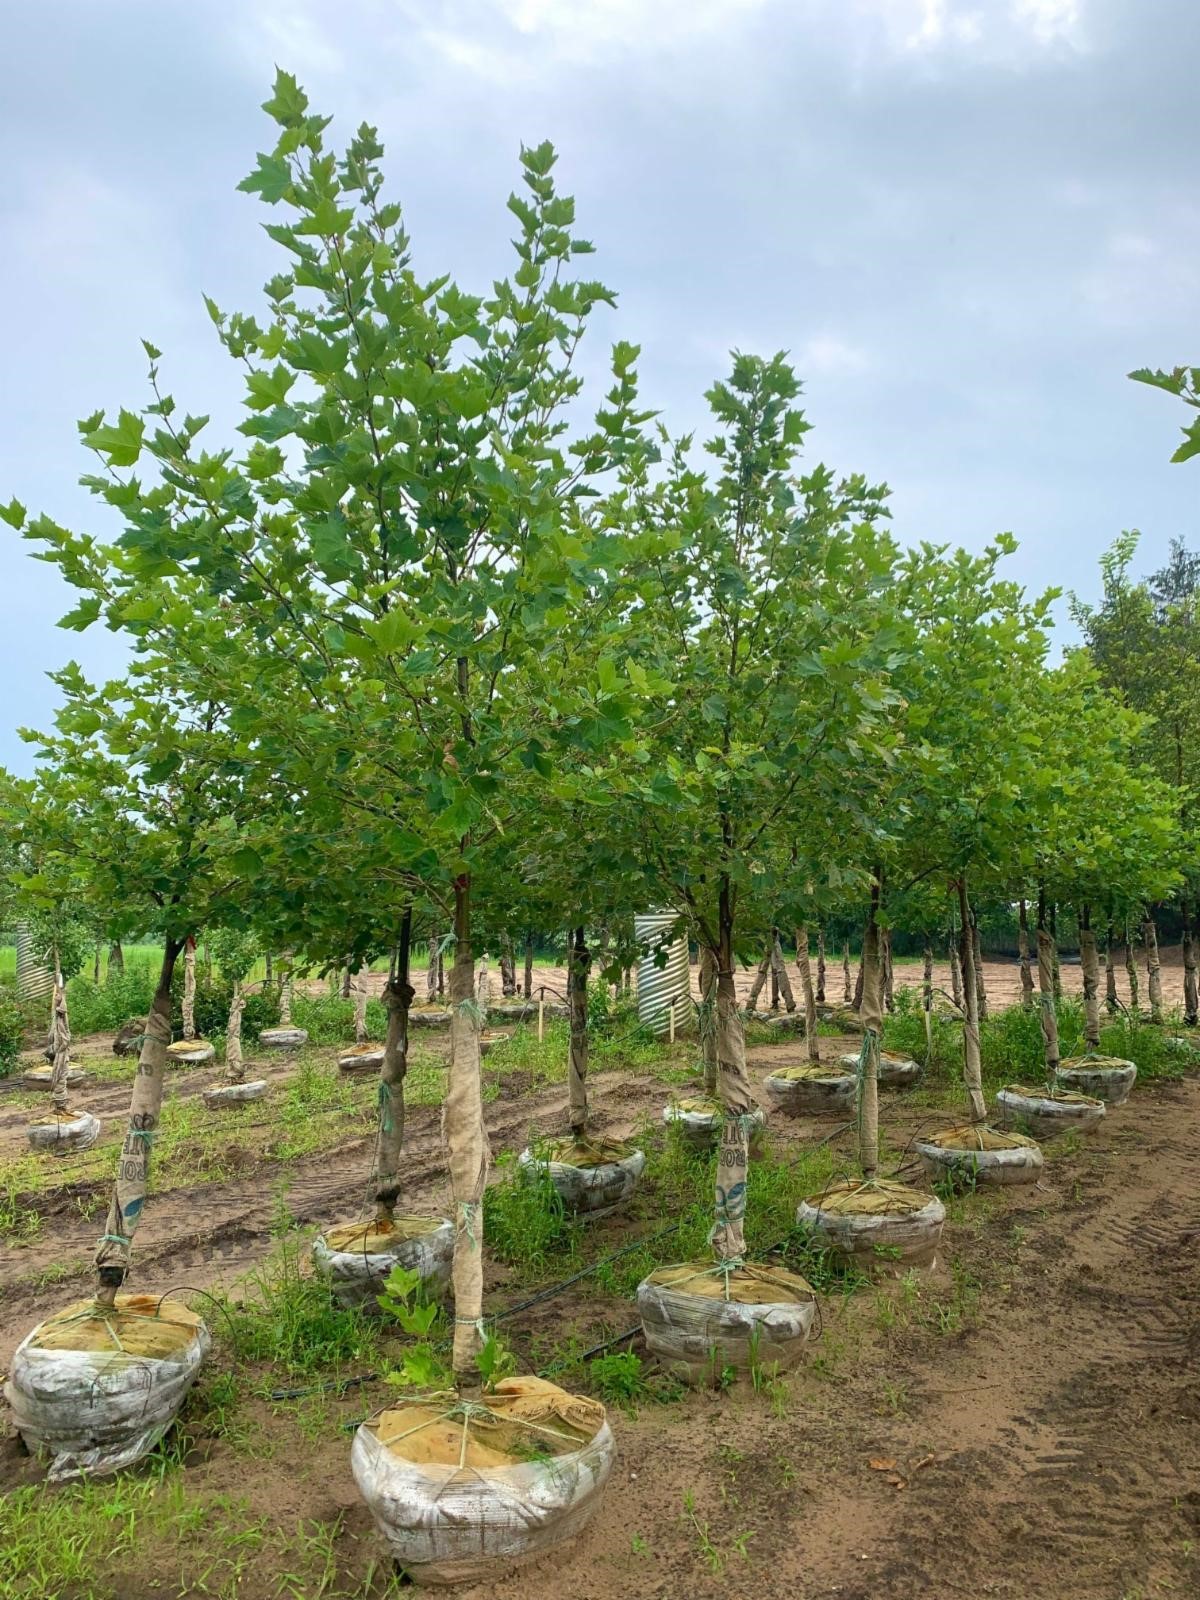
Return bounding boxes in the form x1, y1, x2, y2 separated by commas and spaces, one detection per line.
266, 1221, 683, 1402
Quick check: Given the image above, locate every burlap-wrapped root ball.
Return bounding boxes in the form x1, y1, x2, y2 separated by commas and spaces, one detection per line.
838, 1050, 920, 1088
637, 1260, 816, 1385
518, 1136, 646, 1219
916, 1124, 1043, 1186
4, 1294, 209, 1481
351, 1376, 615, 1586
796, 1178, 945, 1276
763, 1064, 855, 1117
995, 1084, 1106, 1140
1055, 1057, 1137, 1107
27, 1110, 102, 1154
661, 1096, 766, 1151
312, 1216, 454, 1310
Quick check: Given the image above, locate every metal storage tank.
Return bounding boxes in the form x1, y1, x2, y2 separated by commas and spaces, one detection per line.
634, 912, 690, 1037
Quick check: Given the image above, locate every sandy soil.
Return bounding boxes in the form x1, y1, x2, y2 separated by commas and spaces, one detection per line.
1, 991, 1197, 1599
379, 944, 1191, 1014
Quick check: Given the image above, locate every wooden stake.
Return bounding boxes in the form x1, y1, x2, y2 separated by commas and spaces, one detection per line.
538, 988, 545, 1042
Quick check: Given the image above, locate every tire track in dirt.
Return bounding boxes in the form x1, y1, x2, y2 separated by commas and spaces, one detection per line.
0, 1068, 667, 1362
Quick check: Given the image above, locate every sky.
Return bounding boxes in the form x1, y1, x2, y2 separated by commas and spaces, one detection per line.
1, 0, 1197, 773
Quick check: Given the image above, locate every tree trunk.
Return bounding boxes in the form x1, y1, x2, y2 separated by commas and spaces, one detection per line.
500, 933, 516, 999
1144, 915, 1164, 1023
745, 941, 772, 1013
794, 925, 820, 1065
1079, 912, 1101, 1052
949, 925, 963, 1010
426, 937, 439, 1004
264, 951, 273, 985
816, 927, 826, 1003
225, 978, 246, 1083
958, 879, 987, 1124
341, 964, 353, 999
182, 935, 197, 1041
853, 951, 865, 1012
447, 880, 488, 1381
769, 945, 780, 1010
353, 963, 370, 1044
49, 954, 72, 1113
1018, 899, 1034, 1010
94, 938, 184, 1300
712, 891, 751, 1264
108, 939, 124, 977
922, 940, 934, 1059
1183, 903, 1199, 1027
971, 916, 988, 1020
698, 945, 719, 1094
278, 956, 294, 1027
523, 932, 534, 1000
437, 950, 445, 999
373, 911, 414, 1225
476, 953, 490, 1017
567, 926, 589, 1135
1124, 924, 1140, 1014
882, 927, 895, 1014
1104, 922, 1118, 1013
1048, 903, 1061, 1000
859, 893, 884, 1178
771, 929, 796, 1013
1036, 921, 1061, 1086
93, 944, 101, 984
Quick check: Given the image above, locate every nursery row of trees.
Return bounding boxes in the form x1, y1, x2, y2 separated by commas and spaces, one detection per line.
1, 74, 1194, 1380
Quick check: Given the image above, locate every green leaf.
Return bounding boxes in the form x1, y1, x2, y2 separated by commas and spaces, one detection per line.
82, 408, 145, 468
238, 153, 293, 204
0, 498, 26, 530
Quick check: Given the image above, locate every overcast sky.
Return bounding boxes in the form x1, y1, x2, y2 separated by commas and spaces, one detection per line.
2, 0, 1196, 773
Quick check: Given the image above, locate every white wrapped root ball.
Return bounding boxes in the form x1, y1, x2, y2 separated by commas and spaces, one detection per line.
352, 1376, 615, 1586
4, 1294, 209, 1481
338, 1044, 386, 1074
796, 1178, 944, 1275
27, 1110, 101, 1154
637, 1259, 816, 1386
1055, 1056, 1137, 1107
995, 1084, 1106, 1140
22, 1063, 86, 1091
838, 1049, 920, 1087
518, 1136, 646, 1219
662, 1096, 766, 1150
312, 1216, 454, 1310
166, 1040, 216, 1066
258, 1026, 309, 1049
763, 1064, 855, 1117
203, 1079, 269, 1108
916, 1124, 1043, 1186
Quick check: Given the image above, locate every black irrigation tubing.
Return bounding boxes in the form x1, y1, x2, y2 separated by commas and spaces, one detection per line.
267, 1222, 686, 1402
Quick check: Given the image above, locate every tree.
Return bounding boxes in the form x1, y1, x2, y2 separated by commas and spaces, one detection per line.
11, 76, 651, 1380
1129, 364, 1200, 463
571, 351, 905, 1258
6, 660, 273, 1301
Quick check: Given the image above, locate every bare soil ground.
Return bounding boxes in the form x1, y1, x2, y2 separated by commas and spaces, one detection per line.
1, 977, 1197, 1600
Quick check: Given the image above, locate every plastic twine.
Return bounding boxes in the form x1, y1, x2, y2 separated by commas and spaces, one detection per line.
377, 1080, 394, 1136
457, 1201, 480, 1249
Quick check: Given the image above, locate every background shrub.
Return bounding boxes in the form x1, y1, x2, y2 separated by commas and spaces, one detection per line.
0, 981, 25, 1075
